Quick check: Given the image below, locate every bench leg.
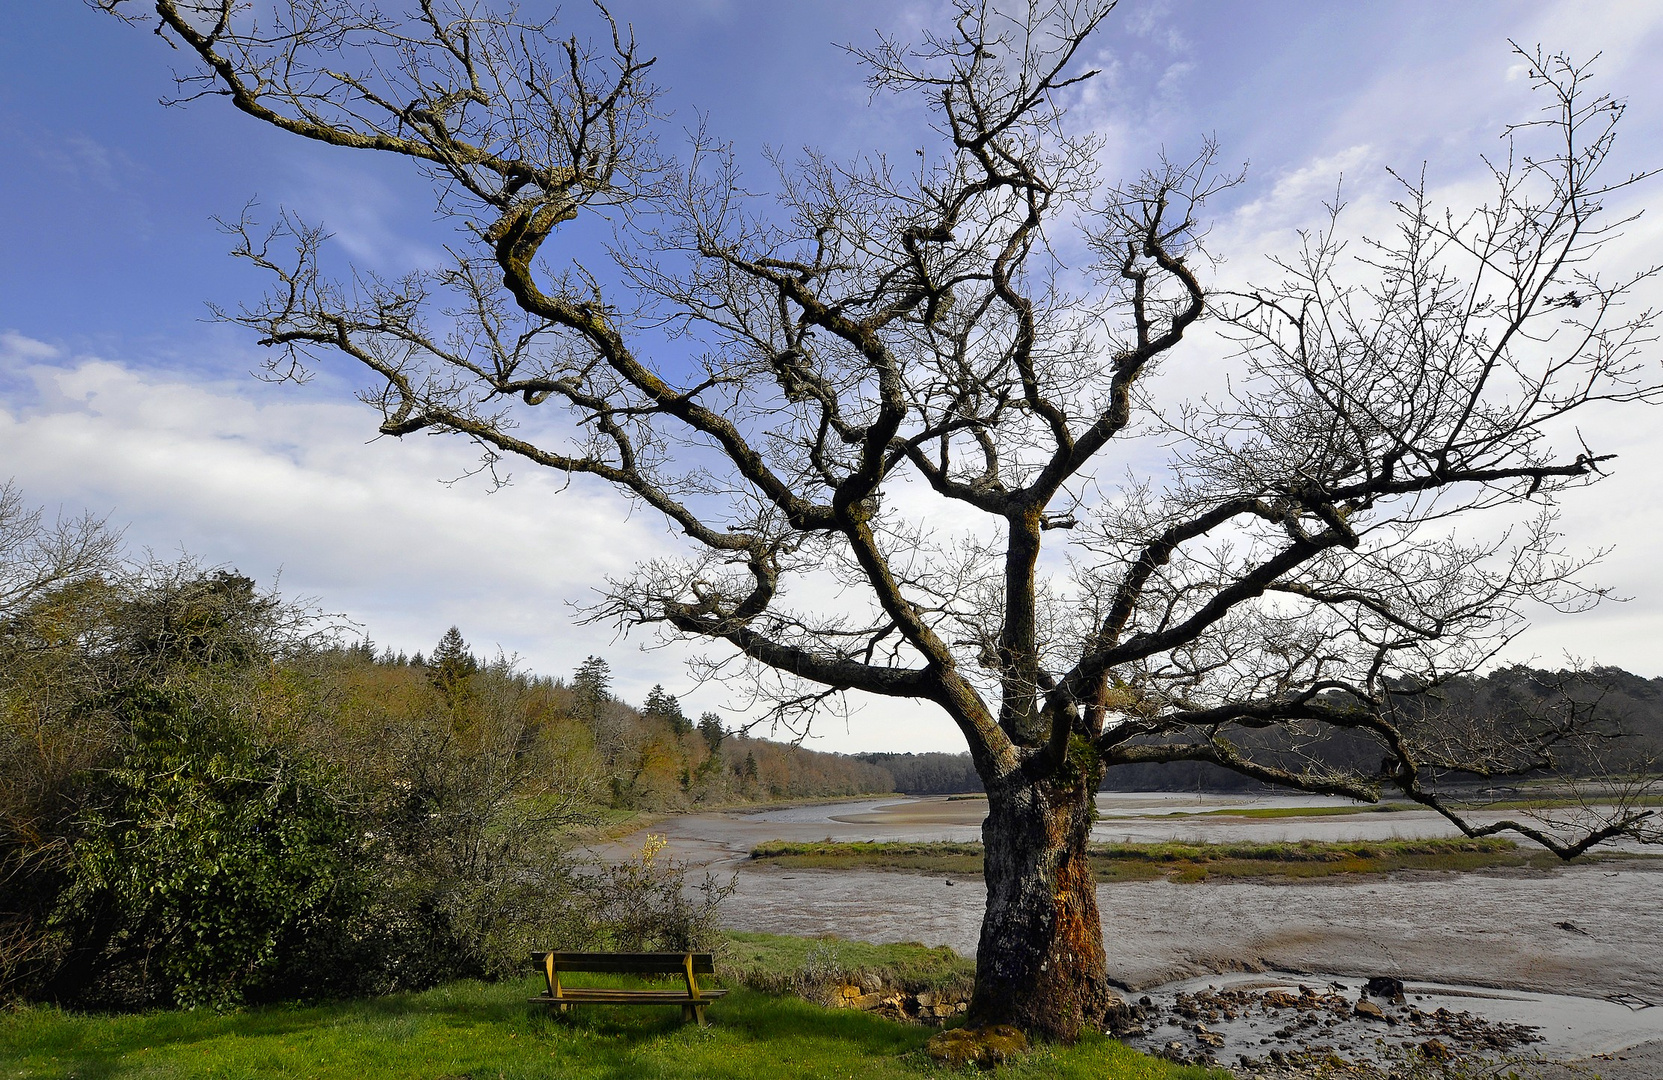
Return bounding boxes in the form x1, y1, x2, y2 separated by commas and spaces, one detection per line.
695, 1003, 707, 1027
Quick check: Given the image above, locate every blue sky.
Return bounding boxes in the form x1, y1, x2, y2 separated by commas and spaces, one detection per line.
3, 2, 1662, 752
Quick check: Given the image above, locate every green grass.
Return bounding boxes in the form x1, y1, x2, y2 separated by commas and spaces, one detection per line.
0, 969, 1226, 1080
748, 836, 1585, 881
722, 933, 974, 996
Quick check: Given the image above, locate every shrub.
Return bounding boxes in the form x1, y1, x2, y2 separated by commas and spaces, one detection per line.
573, 834, 735, 953
47, 689, 355, 1009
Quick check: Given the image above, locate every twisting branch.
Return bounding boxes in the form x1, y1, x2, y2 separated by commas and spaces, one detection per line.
102, 1, 1661, 849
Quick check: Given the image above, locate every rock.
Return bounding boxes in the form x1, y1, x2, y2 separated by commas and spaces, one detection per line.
1420, 1038, 1455, 1062
1365, 975, 1406, 1001
1262, 990, 1300, 1009
858, 971, 884, 992
1102, 992, 1141, 1037
1195, 1030, 1225, 1048
1354, 999, 1386, 1020
924, 1025, 1029, 1070
916, 990, 937, 1008
850, 991, 886, 1010
840, 984, 862, 1000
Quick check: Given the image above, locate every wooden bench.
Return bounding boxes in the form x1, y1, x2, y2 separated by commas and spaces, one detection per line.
528, 951, 728, 1026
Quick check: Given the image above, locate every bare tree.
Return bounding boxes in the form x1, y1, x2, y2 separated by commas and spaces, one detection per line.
99, 0, 1662, 1038
0, 481, 120, 623
0, 481, 123, 873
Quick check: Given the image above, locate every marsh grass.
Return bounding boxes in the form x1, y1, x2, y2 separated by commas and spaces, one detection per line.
0, 964, 1227, 1080
748, 837, 1585, 881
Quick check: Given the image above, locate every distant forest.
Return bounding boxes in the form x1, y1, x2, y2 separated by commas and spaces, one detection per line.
865, 666, 1663, 795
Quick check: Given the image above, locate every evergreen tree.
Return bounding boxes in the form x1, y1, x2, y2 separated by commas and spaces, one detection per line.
643, 684, 690, 736
428, 626, 478, 703
572, 656, 611, 722
697, 712, 725, 753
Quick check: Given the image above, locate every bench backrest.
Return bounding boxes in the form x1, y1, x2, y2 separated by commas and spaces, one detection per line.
533, 951, 717, 975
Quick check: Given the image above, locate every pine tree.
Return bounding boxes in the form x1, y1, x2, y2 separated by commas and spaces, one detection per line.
643, 684, 690, 736
428, 626, 478, 703
572, 656, 611, 722
697, 712, 725, 753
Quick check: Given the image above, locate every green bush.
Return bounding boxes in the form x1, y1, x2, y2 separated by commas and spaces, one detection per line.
48, 689, 356, 1009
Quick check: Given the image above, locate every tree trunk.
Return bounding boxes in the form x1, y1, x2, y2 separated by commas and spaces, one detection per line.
967, 756, 1111, 1041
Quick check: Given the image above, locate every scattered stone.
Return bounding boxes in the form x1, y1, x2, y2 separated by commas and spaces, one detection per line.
1103, 992, 1145, 1037
1420, 1037, 1455, 1062
1126, 979, 1543, 1068
1354, 999, 1386, 1021
924, 1025, 1028, 1070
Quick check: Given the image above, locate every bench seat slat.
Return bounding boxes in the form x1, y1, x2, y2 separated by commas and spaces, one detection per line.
530, 989, 730, 1004
530, 951, 717, 974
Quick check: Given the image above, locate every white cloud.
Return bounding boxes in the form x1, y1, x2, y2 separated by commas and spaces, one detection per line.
1, 349, 651, 671
0, 342, 968, 751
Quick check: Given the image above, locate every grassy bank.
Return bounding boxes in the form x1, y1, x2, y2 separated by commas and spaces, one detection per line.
748, 837, 1586, 881
723, 933, 974, 998
0, 938, 1225, 1080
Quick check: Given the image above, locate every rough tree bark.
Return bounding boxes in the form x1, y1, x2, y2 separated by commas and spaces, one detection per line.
97, 0, 1663, 1040
972, 753, 1111, 1031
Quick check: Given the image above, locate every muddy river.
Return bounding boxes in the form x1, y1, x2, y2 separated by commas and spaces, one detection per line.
617, 794, 1663, 1075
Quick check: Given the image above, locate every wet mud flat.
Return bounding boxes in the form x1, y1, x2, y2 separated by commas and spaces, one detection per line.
631, 797, 1663, 1075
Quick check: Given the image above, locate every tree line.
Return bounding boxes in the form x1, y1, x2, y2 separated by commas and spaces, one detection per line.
870, 667, 1663, 796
